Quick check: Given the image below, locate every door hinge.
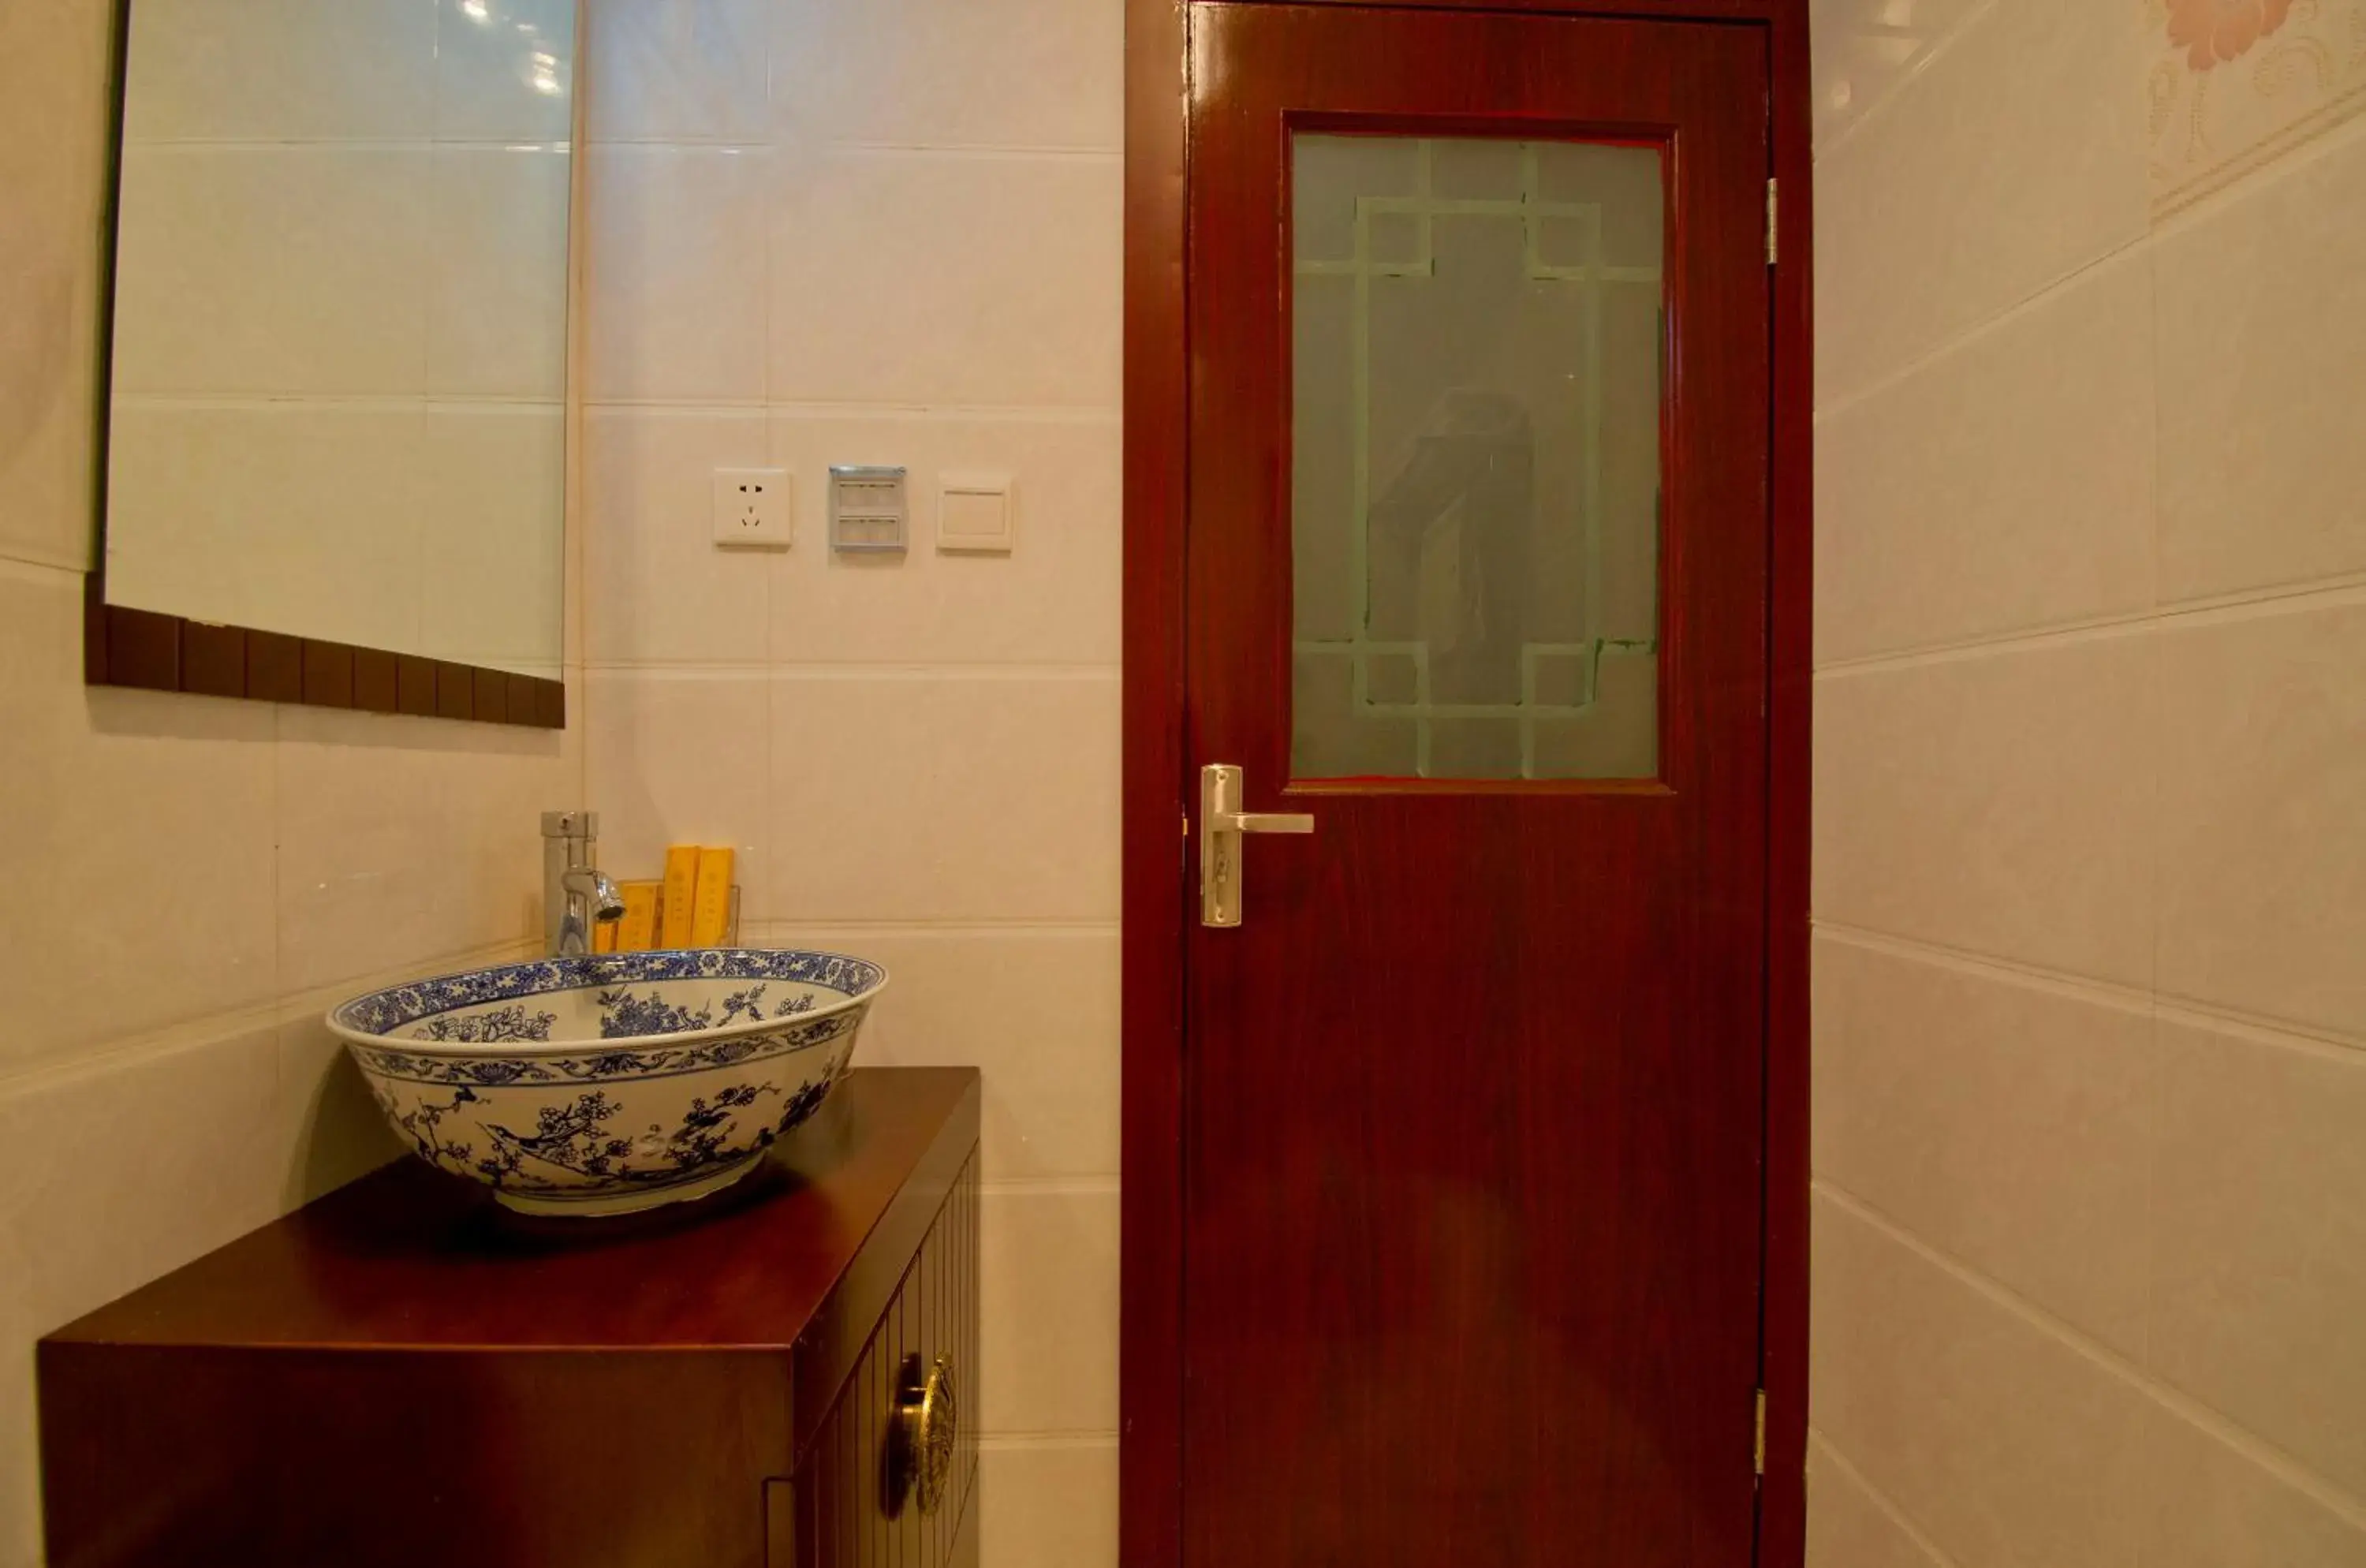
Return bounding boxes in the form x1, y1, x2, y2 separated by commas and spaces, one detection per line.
1752, 1389, 1767, 1477
1765, 180, 1778, 267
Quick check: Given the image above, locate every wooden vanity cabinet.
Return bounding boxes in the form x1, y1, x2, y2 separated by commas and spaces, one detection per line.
38, 1068, 981, 1568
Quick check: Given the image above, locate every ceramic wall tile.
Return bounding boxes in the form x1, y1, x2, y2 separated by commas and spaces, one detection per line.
978, 1440, 1119, 1568
274, 1014, 408, 1211
584, 144, 771, 404
425, 145, 573, 401
765, 413, 1121, 666
584, 0, 770, 144
1815, 252, 2156, 663
420, 405, 568, 674
1812, 935, 2158, 1357
434, 0, 575, 144
771, 0, 1122, 151
2156, 133, 2366, 603
119, 0, 436, 144
1807, 0, 1988, 154
2148, 0, 2366, 218
0, 566, 278, 1074
765, 674, 1121, 924
2140, 1407, 2366, 1568
0, 0, 114, 573
1811, 1193, 2154, 1568
110, 147, 431, 398
105, 401, 428, 652
758, 925, 1119, 1181
768, 150, 1121, 409
978, 1185, 1119, 1435
581, 409, 775, 666
274, 704, 565, 995
2155, 597, 2366, 1039
1804, 1435, 1944, 1568
1813, 0, 2150, 405
584, 672, 774, 914
1812, 631, 2159, 987
0, 1023, 281, 1566
2150, 1017, 2366, 1499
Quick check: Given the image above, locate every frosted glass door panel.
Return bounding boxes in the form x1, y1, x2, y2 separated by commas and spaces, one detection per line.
1291, 134, 1664, 781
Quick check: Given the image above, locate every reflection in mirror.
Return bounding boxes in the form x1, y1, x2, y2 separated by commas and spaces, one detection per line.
102, 0, 574, 683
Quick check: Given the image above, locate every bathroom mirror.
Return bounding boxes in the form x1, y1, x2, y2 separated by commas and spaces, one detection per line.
88, 0, 576, 726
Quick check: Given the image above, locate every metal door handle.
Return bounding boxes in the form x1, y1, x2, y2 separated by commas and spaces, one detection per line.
1200, 763, 1313, 928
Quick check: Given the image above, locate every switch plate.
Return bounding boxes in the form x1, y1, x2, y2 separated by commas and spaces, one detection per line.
712, 468, 790, 549
828, 465, 909, 554
936, 472, 1015, 554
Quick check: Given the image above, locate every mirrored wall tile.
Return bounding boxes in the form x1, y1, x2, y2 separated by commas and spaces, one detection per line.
584, 672, 774, 917
1814, 0, 2149, 405
581, 409, 774, 666
2156, 598, 2366, 1038
765, 413, 1120, 666
434, 0, 574, 144
2157, 133, 2366, 603
420, 405, 566, 673
771, 0, 1121, 151
768, 150, 1120, 409
584, 145, 770, 404
424, 145, 572, 401
106, 401, 428, 652
110, 147, 432, 398
119, 0, 436, 144
765, 674, 1120, 924
584, 0, 769, 144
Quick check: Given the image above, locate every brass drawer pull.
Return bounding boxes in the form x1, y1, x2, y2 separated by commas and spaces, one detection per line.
887, 1353, 959, 1518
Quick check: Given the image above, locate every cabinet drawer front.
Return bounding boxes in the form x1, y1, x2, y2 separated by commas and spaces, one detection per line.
796, 1150, 980, 1568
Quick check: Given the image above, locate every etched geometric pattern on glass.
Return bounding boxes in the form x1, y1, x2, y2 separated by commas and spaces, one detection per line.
1291, 135, 1666, 780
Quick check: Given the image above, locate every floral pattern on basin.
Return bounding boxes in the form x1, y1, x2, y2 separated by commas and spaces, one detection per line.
329, 949, 887, 1217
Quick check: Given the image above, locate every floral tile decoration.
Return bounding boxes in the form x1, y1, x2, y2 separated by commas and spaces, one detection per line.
2151, 0, 2366, 218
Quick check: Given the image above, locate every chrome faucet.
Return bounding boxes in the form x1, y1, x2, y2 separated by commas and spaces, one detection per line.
542, 811, 625, 957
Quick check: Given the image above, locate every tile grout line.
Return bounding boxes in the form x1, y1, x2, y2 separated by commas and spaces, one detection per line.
1809, 0, 2004, 169
1804, 1431, 1962, 1568
1812, 573, 2366, 680
1817, 95, 2366, 424
1813, 921, 2366, 1064
584, 660, 1121, 680
1814, 1181, 2366, 1534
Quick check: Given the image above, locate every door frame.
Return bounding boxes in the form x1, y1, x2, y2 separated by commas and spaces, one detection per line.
1119, 3, 1813, 1562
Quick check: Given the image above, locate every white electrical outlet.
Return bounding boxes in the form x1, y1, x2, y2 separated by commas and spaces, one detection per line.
712, 468, 791, 549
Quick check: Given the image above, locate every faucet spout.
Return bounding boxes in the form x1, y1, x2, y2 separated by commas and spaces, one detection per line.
542, 811, 624, 957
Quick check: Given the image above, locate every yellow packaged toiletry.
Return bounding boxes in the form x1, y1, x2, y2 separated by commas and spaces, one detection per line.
659, 845, 700, 948
616, 880, 661, 952
690, 846, 736, 946
593, 917, 618, 954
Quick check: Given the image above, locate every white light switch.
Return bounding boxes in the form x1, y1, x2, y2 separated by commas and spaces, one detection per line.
937, 472, 1015, 554
711, 468, 790, 549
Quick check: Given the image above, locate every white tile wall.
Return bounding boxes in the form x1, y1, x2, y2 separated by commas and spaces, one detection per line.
577, 1, 1122, 1559
1812, 4, 2366, 1563
0, 4, 586, 1559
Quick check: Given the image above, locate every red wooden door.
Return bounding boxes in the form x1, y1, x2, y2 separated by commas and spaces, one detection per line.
1181, 7, 1771, 1565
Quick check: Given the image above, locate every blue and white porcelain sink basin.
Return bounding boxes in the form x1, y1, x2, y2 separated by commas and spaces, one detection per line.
328, 949, 887, 1217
